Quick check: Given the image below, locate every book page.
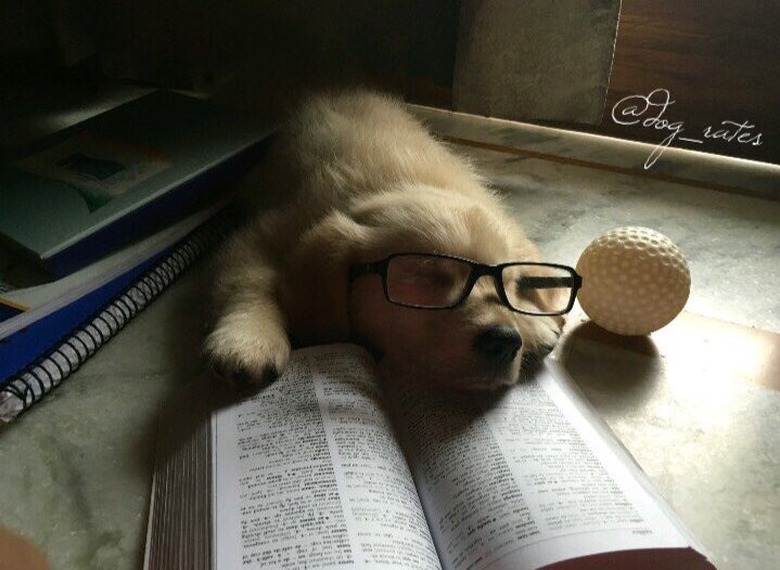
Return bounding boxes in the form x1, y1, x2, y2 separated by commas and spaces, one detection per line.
212, 344, 441, 570
386, 360, 712, 570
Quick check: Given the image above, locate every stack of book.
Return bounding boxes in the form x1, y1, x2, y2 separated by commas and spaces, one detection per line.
0, 90, 274, 422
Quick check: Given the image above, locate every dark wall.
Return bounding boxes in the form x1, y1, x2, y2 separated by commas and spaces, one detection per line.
1, 1, 460, 112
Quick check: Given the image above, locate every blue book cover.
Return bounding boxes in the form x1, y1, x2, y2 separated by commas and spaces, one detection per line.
0, 90, 272, 279
0, 204, 226, 388
0, 247, 166, 384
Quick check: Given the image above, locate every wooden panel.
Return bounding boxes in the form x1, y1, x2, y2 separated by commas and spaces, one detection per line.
599, 0, 780, 165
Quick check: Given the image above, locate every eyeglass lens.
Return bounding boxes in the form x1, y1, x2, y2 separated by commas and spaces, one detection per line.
386, 254, 471, 308
501, 265, 575, 313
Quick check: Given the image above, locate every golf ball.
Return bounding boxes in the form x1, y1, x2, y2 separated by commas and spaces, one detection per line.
576, 227, 690, 336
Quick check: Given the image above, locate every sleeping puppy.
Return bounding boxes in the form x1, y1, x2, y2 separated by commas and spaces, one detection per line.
204, 90, 578, 390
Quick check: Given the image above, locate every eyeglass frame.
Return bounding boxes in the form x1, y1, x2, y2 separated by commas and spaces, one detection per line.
348, 252, 582, 316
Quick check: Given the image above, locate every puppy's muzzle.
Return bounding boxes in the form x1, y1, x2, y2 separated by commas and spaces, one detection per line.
473, 326, 522, 367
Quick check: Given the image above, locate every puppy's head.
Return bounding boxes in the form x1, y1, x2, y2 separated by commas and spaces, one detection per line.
284, 185, 566, 390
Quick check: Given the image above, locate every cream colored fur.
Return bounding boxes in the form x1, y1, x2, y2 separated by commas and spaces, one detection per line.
205, 90, 563, 390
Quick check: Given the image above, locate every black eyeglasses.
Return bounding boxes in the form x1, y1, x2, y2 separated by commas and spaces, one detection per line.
349, 252, 582, 316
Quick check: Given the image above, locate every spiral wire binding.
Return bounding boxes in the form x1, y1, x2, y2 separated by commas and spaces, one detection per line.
0, 216, 229, 421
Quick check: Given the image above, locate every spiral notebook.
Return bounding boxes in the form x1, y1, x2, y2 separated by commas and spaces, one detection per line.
0, 205, 233, 422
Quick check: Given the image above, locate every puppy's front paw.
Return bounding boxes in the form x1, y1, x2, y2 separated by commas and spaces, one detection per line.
204, 321, 291, 391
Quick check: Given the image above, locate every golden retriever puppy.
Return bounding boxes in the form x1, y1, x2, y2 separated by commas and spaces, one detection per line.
204, 90, 579, 390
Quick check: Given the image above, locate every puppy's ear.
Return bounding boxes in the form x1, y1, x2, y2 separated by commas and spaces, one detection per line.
281, 211, 371, 345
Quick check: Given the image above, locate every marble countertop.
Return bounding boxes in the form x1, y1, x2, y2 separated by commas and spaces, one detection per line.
1, 103, 779, 569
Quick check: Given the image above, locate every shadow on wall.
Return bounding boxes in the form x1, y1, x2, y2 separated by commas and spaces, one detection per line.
2, 1, 458, 118
2, 1, 621, 124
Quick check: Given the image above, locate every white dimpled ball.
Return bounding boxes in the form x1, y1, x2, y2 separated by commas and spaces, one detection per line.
576, 227, 690, 336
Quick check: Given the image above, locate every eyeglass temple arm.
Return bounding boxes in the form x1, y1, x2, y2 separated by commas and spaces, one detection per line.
518, 275, 583, 290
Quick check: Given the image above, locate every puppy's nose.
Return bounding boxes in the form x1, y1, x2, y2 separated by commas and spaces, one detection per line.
473, 326, 522, 365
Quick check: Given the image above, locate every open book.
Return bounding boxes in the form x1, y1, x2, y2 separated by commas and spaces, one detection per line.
145, 344, 715, 570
